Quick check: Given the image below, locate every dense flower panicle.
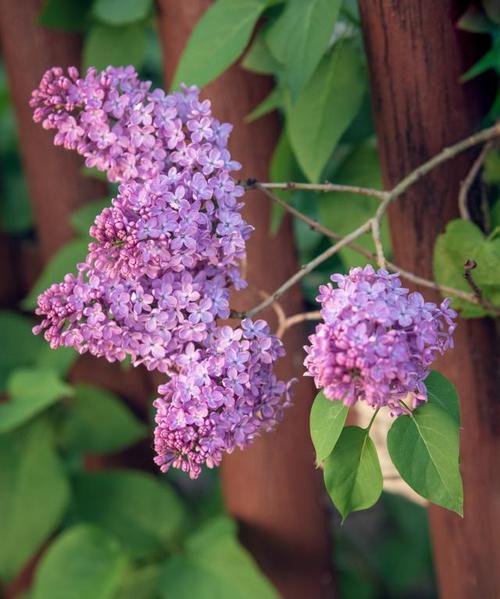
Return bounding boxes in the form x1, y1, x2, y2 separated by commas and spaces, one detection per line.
31, 66, 292, 476
153, 320, 293, 479
31, 66, 251, 373
31, 66, 238, 184
304, 265, 456, 415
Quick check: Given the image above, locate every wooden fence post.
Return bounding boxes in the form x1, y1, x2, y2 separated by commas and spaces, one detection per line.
0, 0, 153, 412
0, 0, 105, 260
359, 2, 500, 597
156, 2, 335, 597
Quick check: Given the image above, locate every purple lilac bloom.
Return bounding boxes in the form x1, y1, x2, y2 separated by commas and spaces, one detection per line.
304, 265, 456, 415
31, 66, 252, 371
30, 66, 291, 476
153, 320, 293, 479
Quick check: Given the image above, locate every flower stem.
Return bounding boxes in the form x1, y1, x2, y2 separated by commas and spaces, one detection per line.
366, 408, 380, 432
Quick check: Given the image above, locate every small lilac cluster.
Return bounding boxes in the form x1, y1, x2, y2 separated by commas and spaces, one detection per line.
304, 265, 456, 414
31, 66, 290, 476
154, 321, 292, 478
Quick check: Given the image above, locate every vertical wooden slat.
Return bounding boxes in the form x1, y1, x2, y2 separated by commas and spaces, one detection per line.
0, 0, 106, 260
359, 2, 499, 597
156, 2, 335, 597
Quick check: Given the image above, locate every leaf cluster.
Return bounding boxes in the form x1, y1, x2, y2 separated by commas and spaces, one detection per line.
310, 371, 463, 520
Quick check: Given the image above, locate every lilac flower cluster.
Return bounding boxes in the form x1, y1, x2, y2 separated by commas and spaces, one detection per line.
304, 266, 456, 415
30, 66, 290, 476
154, 321, 292, 478
31, 66, 249, 370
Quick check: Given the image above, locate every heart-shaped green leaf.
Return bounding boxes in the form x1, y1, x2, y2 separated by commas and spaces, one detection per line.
388, 403, 463, 515
32, 525, 127, 599
425, 370, 460, 424
310, 391, 348, 463
324, 426, 382, 520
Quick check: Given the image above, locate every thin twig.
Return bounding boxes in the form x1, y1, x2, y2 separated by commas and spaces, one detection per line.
458, 141, 493, 220
256, 184, 498, 312
244, 179, 388, 200
366, 408, 380, 432
463, 259, 482, 299
256, 184, 342, 239
230, 288, 286, 324
258, 289, 286, 330
246, 221, 372, 318
370, 218, 385, 268
276, 310, 321, 338
242, 123, 500, 319
376, 122, 500, 221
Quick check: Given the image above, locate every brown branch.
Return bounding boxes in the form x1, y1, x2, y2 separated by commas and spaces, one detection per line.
370, 218, 385, 268
246, 221, 372, 318
243, 123, 500, 318
276, 311, 321, 338
243, 178, 387, 200
463, 259, 482, 299
458, 141, 493, 220
253, 184, 500, 314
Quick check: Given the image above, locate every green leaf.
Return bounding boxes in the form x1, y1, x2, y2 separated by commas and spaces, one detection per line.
1, 175, 33, 233
310, 392, 348, 463
269, 129, 302, 234
245, 87, 281, 123
0, 311, 44, 391
491, 199, 500, 228
159, 517, 278, 599
375, 493, 432, 593
93, 0, 153, 26
116, 564, 160, 599
323, 426, 382, 520
242, 29, 281, 75
0, 420, 69, 581
318, 142, 389, 268
289, 40, 365, 181
483, 0, 500, 24
22, 240, 89, 310
340, 91, 375, 145
484, 147, 500, 183
433, 219, 500, 317
171, 0, 268, 90
387, 404, 463, 515
338, 568, 377, 599
83, 24, 147, 71
461, 42, 500, 82
61, 384, 146, 455
457, 4, 499, 34
425, 370, 460, 424
71, 470, 185, 559
71, 198, 111, 236
266, 0, 341, 97
32, 525, 127, 599
35, 345, 78, 378
0, 368, 72, 434
81, 166, 109, 182
38, 0, 90, 32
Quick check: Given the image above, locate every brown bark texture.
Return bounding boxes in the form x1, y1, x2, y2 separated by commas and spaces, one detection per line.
157, 2, 335, 597
359, 2, 500, 598
0, 0, 105, 260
